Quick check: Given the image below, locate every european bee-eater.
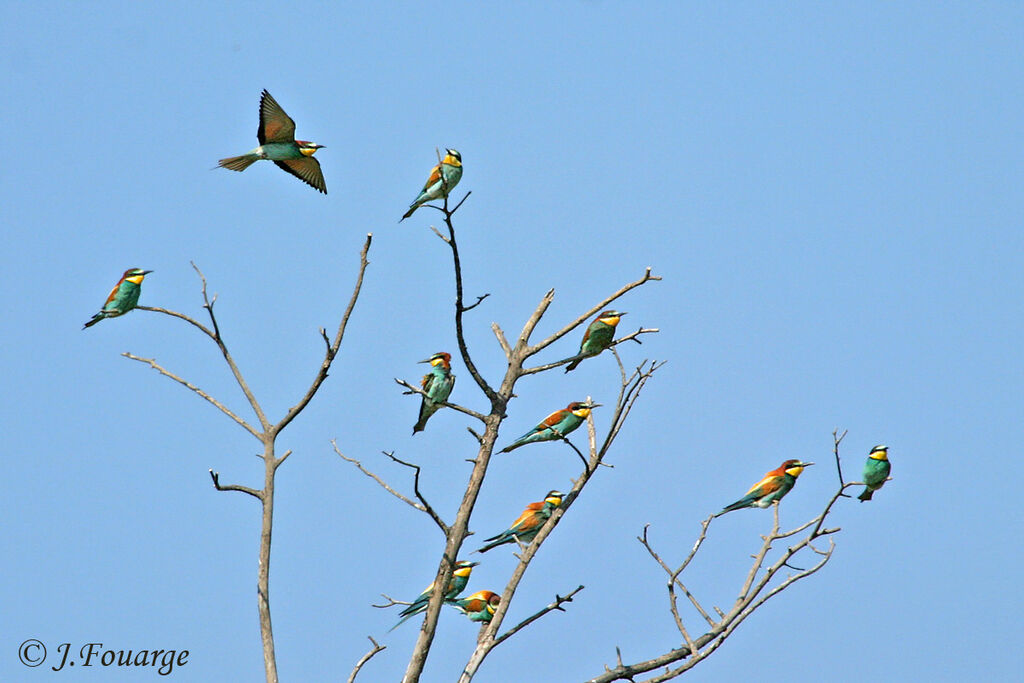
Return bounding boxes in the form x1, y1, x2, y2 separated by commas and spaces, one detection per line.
715, 459, 814, 516
390, 560, 479, 631
400, 149, 462, 221
500, 402, 599, 453
858, 445, 891, 502
82, 268, 152, 329
478, 490, 563, 553
450, 590, 501, 623
218, 89, 327, 194
413, 352, 455, 434
565, 310, 626, 372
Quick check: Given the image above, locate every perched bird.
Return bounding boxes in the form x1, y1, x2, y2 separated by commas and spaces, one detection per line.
83, 268, 152, 329
391, 560, 479, 631
500, 402, 599, 453
478, 490, 563, 553
400, 149, 463, 221
565, 310, 626, 372
218, 89, 327, 194
413, 352, 455, 434
715, 459, 814, 516
858, 445, 891, 502
450, 590, 501, 623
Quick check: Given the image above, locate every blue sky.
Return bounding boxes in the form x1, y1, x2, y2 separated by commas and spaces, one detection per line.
2, 2, 1022, 681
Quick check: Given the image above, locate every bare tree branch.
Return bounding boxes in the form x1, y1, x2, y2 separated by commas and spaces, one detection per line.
209, 469, 263, 500
347, 637, 386, 683
277, 234, 373, 434
394, 378, 488, 423
521, 327, 660, 375
122, 352, 261, 439
491, 585, 585, 648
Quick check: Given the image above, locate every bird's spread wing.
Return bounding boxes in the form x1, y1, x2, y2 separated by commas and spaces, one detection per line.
274, 158, 327, 194
745, 473, 782, 497
258, 90, 296, 144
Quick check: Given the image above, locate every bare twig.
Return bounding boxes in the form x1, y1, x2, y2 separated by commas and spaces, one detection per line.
347, 637, 386, 683
122, 352, 260, 439
394, 378, 488, 422
491, 585, 585, 647
278, 234, 372, 434
208, 469, 262, 500
382, 451, 450, 535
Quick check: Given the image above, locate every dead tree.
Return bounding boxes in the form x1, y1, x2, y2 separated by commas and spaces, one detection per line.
125, 235, 372, 683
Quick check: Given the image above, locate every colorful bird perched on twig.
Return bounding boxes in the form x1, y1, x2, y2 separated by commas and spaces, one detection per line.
218, 89, 327, 194
83, 268, 152, 329
450, 590, 501, 623
478, 490, 564, 553
565, 311, 626, 372
401, 149, 462, 221
390, 560, 478, 631
715, 459, 814, 516
412, 352, 455, 434
858, 445, 891, 502
500, 402, 599, 453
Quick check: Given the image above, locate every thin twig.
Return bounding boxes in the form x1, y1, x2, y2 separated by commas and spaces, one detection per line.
278, 234, 373, 433
208, 469, 262, 500
346, 637, 385, 683
394, 378, 488, 422
122, 352, 260, 439
382, 451, 450, 534
491, 585, 585, 648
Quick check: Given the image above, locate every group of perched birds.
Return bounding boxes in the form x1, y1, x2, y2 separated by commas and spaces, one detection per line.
82, 89, 893, 632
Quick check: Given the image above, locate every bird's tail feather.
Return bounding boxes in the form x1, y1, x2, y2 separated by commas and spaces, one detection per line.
82, 315, 102, 329
858, 488, 874, 502
218, 154, 259, 172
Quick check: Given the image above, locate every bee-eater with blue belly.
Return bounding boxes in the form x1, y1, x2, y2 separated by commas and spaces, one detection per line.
83, 268, 152, 329
565, 310, 626, 372
858, 445, 891, 502
478, 490, 563, 553
450, 590, 501, 623
218, 89, 327, 194
715, 459, 814, 516
500, 402, 599, 453
400, 149, 462, 221
413, 352, 455, 434
391, 560, 478, 631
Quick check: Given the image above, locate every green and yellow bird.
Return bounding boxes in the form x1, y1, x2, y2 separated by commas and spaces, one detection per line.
478, 490, 563, 553
390, 560, 479, 631
500, 402, 599, 453
450, 590, 501, 623
858, 445, 891, 502
218, 89, 327, 194
715, 459, 814, 516
400, 149, 462, 221
413, 352, 455, 434
565, 310, 626, 372
83, 268, 152, 329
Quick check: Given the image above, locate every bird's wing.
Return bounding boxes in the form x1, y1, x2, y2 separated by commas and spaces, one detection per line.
421, 372, 434, 392
103, 281, 123, 308
258, 90, 296, 144
273, 158, 327, 194
421, 163, 442, 192
508, 504, 544, 531
539, 410, 568, 429
745, 473, 783, 497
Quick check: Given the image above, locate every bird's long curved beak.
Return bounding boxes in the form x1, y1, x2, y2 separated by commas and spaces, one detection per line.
417, 358, 432, 364
800, 462, 815, 467
141, 270, 154, 275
